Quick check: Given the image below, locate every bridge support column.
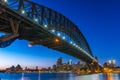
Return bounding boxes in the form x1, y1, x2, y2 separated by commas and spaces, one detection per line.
9, 18, 20, 34
86, 62, 100, 73
0, 18, 21, 48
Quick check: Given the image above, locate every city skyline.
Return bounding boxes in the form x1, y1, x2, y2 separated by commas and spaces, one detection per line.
2, 57, 83, 71
0, 0, 120, 68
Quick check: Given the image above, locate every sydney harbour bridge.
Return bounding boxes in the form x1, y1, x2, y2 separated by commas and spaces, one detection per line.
0, 0, 102, 71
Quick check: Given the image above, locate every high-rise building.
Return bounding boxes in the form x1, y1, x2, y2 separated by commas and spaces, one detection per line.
108, 59, 116, 68
103, 59, 116, 68
36, 66, 38, 70
53, 64, 57, 71
57, 57, 62, 65
68, 59, 72, 65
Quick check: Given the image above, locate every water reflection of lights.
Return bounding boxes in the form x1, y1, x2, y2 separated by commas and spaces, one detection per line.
38, 72, 40, 80
68, 73, 74, 80
74, 74, 100, 80
113, 74, 119, 80
74, 73, 120, 80
21, 73, 29, 80
104, 73, 113, 80
21, 73, 24, 80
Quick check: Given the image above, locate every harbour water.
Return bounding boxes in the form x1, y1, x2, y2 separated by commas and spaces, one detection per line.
0, 72, 119, 80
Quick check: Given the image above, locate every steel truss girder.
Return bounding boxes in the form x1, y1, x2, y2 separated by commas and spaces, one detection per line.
5, 0, 92, 55
0, 18, 21, 48
0, 0, 96, 62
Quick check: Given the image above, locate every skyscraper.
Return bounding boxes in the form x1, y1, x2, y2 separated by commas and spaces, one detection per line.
68, 59, 72, 65
57, 57, 62, 65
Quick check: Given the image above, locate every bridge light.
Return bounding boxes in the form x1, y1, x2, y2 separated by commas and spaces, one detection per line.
34, 18, 38, 22
76, 45, 78, 48
21, 10, 25, 14
44, 24, 47, 28
3, 0, 7, 3
52, 29, 55, 33
70, 41, 73, 44
54, 38, 59, 43
62, 36, 65, 40
57, 33, 60, 37
73, 43, 76, 46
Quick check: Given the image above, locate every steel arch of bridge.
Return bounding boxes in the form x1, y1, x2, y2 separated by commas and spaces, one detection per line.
0, 0, 97, 63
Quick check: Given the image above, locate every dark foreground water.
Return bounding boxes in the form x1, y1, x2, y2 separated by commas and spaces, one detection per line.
0, 72, 120, 80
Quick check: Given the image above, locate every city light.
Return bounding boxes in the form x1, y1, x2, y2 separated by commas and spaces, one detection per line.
1, 0, 120, 76
113, 60, 116, 64
108, 60, 112, 64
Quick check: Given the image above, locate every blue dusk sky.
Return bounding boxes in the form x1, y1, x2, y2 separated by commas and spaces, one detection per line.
0, 0, 120, 69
